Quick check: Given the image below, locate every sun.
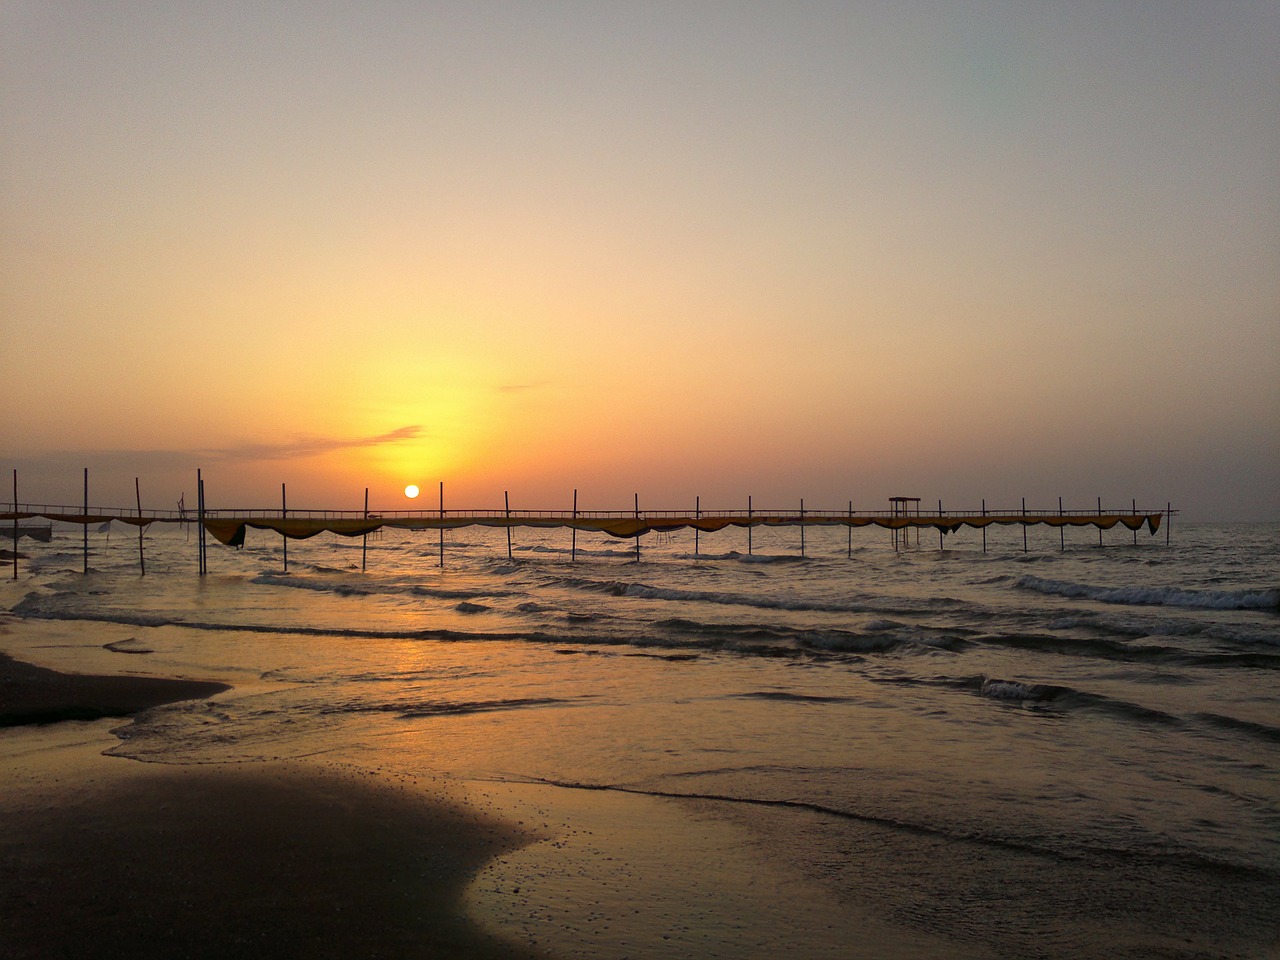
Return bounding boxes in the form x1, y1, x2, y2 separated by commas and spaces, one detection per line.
404, 484, 420, 499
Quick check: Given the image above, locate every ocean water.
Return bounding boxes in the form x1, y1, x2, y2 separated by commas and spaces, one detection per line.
3, 519, 1278, 958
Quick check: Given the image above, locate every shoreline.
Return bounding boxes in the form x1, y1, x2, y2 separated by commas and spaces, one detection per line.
0, 651, 552, 960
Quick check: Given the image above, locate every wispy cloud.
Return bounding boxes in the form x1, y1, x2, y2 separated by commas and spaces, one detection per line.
201, 425, 424, 462
22, 426, 424, 469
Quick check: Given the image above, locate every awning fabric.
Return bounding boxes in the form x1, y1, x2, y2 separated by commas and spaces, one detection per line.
0, 510, 1164, 545
193, 512, 1162, 545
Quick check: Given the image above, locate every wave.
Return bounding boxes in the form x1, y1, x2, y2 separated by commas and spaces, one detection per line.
549, 574, 965, 616
515, 775, 1278, 880
320, 695, 589, 720
250, 572, 519, 603
974, 631, 1280, 668
1193, 712, 1280, 745
1016, 575, 1280, 612
874, 673, 1189, 728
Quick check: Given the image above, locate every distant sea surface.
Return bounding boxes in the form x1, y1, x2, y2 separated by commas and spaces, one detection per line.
4, 519, 1278, 959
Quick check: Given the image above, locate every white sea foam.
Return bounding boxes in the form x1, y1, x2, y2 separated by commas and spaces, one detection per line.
1016, 575, 1280, 611
980, 678, 1037, 700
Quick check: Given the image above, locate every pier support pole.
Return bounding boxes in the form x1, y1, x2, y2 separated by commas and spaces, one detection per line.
439, 482, 445, 569
1059, 497, 1065, 551
571, 489, 578, 562
799, 499, 806, 558
136, 478, 145, 575
1132, 498, 1138, 546
981, 499, 987, 554
1098, 497, 1104, 548
695, 496, 700, 557
1166, 502, 1172, 546
505, 491, 512, 560
82, 467, 89, 574
848, 501, 853, 559
11, 469, 18, 581
748, 495, 753, 556
1022, 498, 1028, 553
281, 483, 288, 574
197, 469, 206, 576
938, 500, 944, 550
634, 493, 641, 563
362, 487, 369, 572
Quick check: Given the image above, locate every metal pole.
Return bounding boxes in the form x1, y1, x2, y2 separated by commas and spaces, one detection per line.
799, 498, 805, 558
1098, 496, 1103, 548
981, 498, 987, 554
281, 482, 288, 573
1132, 498, 1138, 546
505, 490, 512, 560
11, 469, 18, 581
938, 499, 943, 550
694, 495, 700, 557
848, 501, 853, 559
571, 489, 578, 562
362, 487, 368, 572
634, 493, 640, 562
439, 481, 444, 569
82, 467, 89, 573
136, 477, 145, 575
1022, 497, 1028, 553
1059, 497, 1065, 551
197, 469, 206, 575
748, 495, 753, 556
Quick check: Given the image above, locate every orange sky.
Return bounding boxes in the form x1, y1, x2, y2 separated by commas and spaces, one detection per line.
3, 2, 1277, 519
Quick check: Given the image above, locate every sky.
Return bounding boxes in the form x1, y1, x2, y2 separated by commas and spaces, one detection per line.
2, 1, 1277, 521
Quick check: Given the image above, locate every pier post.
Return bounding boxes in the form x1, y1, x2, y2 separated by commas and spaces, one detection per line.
748, 495, 753, 555
1022, 498, 1028, 553
695, 496, 700, 557
634, 493, 640, 563
848, 501, 853, 559
281, 483, 288, 573
11, 469, 17, 581
505, 490, 512, 560
1166, 502, 1172, 546
83, 467, 89, 574
571, 489, 578, 562
197, 469, 206, 575
800, 499, 806, 558
1132, 498, 1138, 546
1059, 497, 1065, 551
439, 482, 444, 569
938, 500, 944, 550
981, 499, 987, 554
1098, 497, 1103, 548
136, 478, 145, 575
362, 487, 369, 572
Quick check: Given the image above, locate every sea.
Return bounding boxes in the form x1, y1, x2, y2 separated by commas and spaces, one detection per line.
3, 518, 1278, 959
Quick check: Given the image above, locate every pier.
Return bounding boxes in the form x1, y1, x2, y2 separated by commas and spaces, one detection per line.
5, 469, 1174, 575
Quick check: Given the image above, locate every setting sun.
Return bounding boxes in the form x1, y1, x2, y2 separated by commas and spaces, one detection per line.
404, 484, 419, 499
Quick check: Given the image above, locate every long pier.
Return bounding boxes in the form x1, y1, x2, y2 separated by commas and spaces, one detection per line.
5, 486, 1174, 578
5, 467, 1175, 575
3, 502, 1169, 542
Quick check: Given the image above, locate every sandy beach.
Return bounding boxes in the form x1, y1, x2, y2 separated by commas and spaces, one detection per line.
0, 653, 552, 960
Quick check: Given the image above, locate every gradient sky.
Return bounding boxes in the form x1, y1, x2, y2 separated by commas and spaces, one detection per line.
3, 1, 1277, 520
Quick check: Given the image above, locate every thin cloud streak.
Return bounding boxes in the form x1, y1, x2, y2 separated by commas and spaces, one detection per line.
22, 426, 424, 470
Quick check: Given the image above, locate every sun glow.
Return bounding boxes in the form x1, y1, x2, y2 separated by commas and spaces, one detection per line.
404, 484, 420, 499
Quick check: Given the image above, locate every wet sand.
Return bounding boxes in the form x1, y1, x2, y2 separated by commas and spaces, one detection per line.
0, 653, 551, 960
